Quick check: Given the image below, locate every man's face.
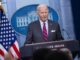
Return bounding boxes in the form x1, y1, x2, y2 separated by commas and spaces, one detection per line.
38, 6, 48, 22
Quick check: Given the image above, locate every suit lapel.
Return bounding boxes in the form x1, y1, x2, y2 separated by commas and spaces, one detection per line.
36, 20, 43, 38
48, 20, 53, 40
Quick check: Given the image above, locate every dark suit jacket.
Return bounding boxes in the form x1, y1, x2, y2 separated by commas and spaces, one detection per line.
25, 20, 63, 44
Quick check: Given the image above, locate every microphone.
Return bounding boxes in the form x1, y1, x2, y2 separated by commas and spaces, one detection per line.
62, 29, 70, 39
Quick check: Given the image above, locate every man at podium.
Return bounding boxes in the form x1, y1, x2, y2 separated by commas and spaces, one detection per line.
24, 4, 63, 44
22, 4, 79, 60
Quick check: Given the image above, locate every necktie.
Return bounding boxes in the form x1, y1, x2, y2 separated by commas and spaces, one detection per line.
42, 22, 48, 41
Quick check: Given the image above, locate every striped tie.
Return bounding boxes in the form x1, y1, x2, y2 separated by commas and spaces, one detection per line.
42, 22, 48, 41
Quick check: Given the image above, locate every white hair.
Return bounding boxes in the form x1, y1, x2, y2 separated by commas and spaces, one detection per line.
37, 4, 48, 11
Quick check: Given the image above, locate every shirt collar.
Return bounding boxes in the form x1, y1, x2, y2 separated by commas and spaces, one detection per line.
39, 20, 48, 25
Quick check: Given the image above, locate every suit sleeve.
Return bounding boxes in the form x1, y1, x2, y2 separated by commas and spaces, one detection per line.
24, 24, 33, 44
56, 24, 64, 40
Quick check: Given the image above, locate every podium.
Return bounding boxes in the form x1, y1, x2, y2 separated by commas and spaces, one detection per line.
20, 40, 79, 58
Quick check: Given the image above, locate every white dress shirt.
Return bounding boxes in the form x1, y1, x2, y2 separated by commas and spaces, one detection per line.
39, 20, 48, 34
